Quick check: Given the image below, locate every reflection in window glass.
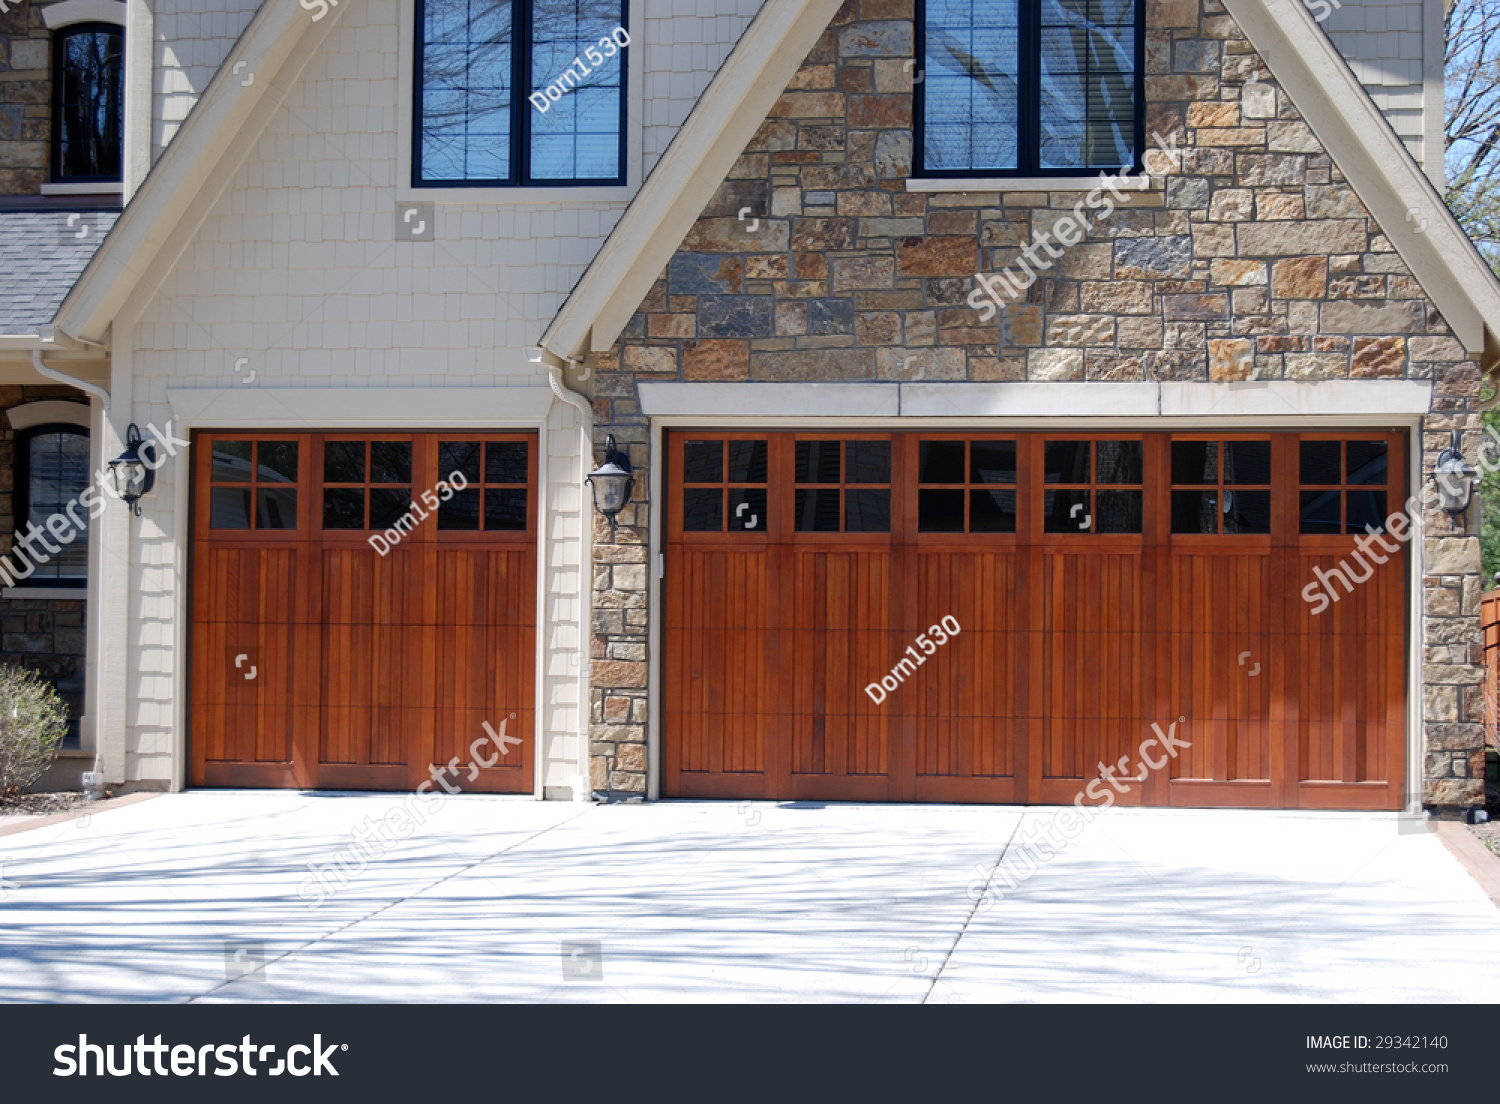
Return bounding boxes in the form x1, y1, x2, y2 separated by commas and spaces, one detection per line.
727, 487, 766, 531
845, 441, 891, 484
439, 441, 482, 483
1044, 487, 1091, 532
970, 488, 1016, 532
438, 488, 481, 529
1299, 441, 1341, 485
1224, 441, 1271, 484
212, 440, 253, 483
257, 442, 298, 483
1044, 440, 1090, 483
919, 441, 966, 484
324, 487, 365, 529
794, 488, 841, 532
370, 489, 413, 531
211, 487, 252, 529
969, 441, 1016, 484
256, 487, 297, 529
324, 441, 364, 483
485, 488, 528, 529
1171, 441, 1217, 485
486, 441, 528, 483
726, 440, 768, 484
55, 26, 124, 182
1346, 441, 1387, 485
919, 488, 965, 532
25, 429, 90, 578
845, 489, 891, 532
1299, 489, 1341, 534
922, 0, 1021, 171
682, 488, 722, 531
1096, 441, 1142, 484
795, 441, 842, 484
1095, 490, 1142, 533
370, 442, 413, 484
683, 440, 723, 484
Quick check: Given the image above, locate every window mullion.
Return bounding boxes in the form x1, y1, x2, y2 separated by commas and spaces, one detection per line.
515, 0, 528, 186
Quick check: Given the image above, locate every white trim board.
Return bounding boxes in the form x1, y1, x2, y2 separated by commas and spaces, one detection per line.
638, 381, 1434, 420
167, 386, 557, 427
7, 400, 92, 429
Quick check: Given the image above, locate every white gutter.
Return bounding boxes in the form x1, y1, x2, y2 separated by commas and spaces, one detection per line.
534, 348, 596, 803
32, 349, 110, 413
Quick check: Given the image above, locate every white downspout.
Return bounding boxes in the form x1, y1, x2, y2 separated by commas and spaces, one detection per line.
32, 349, 110, 412
32, 349, 112, 785
537, 352, 595, 803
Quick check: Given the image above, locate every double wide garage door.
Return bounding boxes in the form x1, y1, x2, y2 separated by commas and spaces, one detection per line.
665, 430, 1408, 809
190, 432, 535, 792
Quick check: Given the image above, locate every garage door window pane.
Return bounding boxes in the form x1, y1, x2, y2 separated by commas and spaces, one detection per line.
484, 488, 527, 530
1225, 440, 1271, 484
371, 489, 414, 531
970, 488, 1016, 532
258, 442, 298, 483
1347, 490, 1387, 534
324, 441, 364, 483
256, 487, 297, 529
210, 487, 252, 529
845, 441, 891, 484
795, 441, 841, 484
324, 487, 365, 529
683, 440, 723, 483
794, 488, 840, 531
919, 488, 965, 532
1045, 487, 1091, 531
1096, 441, 1142, 483
1346, 441, 1387, 485
485, 441, 528, 483
920, 441, 966, 483
969, 441, 1016, 484
1095, 489, 1142, 533
1171, 440, 1216, 484
1044, 440, 1089, 483
1171, 489, 1216, 533
1300, 489, 1340, 534
439, 488, 481, 529
1224, 489, 1271, 533
727, 487, 765, 531
682, 488, 722, 531
1299, 440, 1340, 485
845, 489, 890, 532
440, 442, 482, 483
727, 440, 768, 484
212, 440, 253, 483
371, 442, 413, 484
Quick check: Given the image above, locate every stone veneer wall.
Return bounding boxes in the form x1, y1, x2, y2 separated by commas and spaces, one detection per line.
0, 0, 51, 195
585, 0, 1486, 807
0, 387, 89, 744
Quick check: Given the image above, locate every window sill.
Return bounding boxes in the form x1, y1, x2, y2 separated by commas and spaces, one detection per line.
2, 587, 87, 600
396, 182, 636, 205
40, 182, 123, 196
905, 174, 1154, 194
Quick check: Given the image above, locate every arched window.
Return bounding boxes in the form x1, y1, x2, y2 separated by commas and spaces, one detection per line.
52, 23, 124, 183
16, 425, 91, 584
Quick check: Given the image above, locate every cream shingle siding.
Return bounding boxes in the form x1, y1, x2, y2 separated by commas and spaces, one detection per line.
153, 0, 261, 159
122, 0, 761, 786
1322, 0, 1429, 165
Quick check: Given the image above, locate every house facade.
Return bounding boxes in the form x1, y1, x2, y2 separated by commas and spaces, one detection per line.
4, 0, 1495, 812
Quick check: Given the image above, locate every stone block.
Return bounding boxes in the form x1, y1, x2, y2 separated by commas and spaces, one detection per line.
1162, 293, 1229, 320
897, 236, 978, 276
1350, 336, 1406, 378
1028, 348, 1084, 380
1209, 338, 1255, 381
1270, 256, 1326, 299
698, 296, 774, 338
1317, 300, 1425, 334
1238, 219, 1366, 255
1045, 314, 1116, 346
682, 218, 790, 252
1267, 122, 1321, 153
832, 255, 895, 291
1115, 235, 1192, 279
877, 346, 964, 380
837, 21, 914, 56
684, 340, 750, 381
751, 348, 874, 380
1210, 258, 1266, 286
669, 254, 743, 295
1284, 352, 1347, 379
622, 346, 677, 373
849, 94, 912, 128
769, 92, 847, 118
1080, 280, 1153, 313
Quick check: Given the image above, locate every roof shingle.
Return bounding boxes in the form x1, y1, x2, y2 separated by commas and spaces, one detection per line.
0, 211, 120, 335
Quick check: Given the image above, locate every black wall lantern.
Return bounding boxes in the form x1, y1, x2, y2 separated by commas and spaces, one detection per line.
1433, 430, 1477, 522
107, 424, 156, 516
585, 434, 633, 532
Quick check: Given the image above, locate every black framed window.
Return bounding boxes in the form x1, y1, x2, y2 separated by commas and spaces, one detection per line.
52, 23, 124, 183
16, 425, 91, 583
414, 0, 628, 187
915, 0, 1144, 178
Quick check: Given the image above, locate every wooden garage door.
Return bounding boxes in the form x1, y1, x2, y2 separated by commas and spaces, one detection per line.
190, 432, 536, 792
664, 431, 1407, 809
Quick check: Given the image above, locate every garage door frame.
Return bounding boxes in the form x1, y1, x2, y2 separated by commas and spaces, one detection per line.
652, 418, 1416, 810
185, 425, 547, 796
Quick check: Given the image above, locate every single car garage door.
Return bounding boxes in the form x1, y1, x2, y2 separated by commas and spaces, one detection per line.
191, 431, 536, 792
665, 430, 1407, 810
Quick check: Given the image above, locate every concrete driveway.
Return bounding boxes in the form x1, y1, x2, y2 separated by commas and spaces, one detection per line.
1, 792, 1497, 1002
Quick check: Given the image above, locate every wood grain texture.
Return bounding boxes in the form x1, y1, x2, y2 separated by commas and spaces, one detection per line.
664, 430, 1407, 809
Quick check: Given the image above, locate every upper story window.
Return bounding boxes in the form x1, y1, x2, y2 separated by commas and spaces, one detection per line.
17, 425, 91, 583
52, 23, 124, 183
414, 0, 628, 187
915, 0, 1144, 178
